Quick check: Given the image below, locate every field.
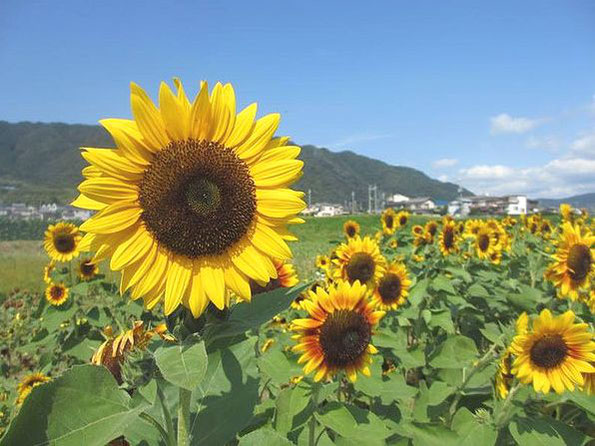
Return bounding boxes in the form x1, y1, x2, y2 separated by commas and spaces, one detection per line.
0, 210, 593, 446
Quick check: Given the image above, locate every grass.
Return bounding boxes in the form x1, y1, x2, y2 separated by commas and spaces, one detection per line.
0, 215, 432, 294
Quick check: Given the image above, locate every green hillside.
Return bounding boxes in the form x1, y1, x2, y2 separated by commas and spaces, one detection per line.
537, 193, 595, 210
0, 121, 471, 205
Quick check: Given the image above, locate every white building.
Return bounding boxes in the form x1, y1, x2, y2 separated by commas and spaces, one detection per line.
388, 193, 409, 204
503, 195, 527, 215
448, 198, 472, 216
315, 203, 345, 217
400, 197, 436, 213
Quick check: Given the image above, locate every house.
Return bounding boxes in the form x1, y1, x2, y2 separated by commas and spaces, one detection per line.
399, 197, 436, 214
448, 198, 472, 216
61, 206, 93, 221
464, 195, 539, 215
315, 203, 345, 217
387, 193, 409, 206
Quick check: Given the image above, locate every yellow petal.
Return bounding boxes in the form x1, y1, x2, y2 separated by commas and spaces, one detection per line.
71, 194, 107, 211
100, 118, 153, 165
251, 159, 303, 188
256, 189, 306, 219
78, 177, 138, 204
79, 201, 141, 234
234, 113, 280, 159
164, 259, 192, 315
188, 263, 209, 317
225, 103, 257, 147
223, 265, 252, 302
251, 222, 292, 260
130, 82, 169, 150
110, 226, 154, 271
201, 265, 226, 309
159, 81, 187, 142
81, 148, 144, 182
189, 81, 211, 140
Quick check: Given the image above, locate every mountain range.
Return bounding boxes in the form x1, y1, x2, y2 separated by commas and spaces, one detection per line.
0, 121, 472, 205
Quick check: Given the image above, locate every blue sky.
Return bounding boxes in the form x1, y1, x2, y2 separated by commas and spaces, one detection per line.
1, 0, 594, 198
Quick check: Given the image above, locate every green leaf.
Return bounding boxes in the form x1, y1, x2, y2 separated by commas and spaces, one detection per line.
568, 390, 595, 415
479, 322, 504, 346
191, 337, 259, 446
205, 284, 308, 341
467, 283, 490, 298
41, 304, 77, 332
315, 402, 390, 441
431, 276, 456, 295
428, 310, 455, 334
63, 338, 101, 361
239, 428, 292, 446
451, 408, 498, 446
399, 423, 459, 446
427, 381, 454, 406
408, 278, 430, 307
275, 384, 311, 434
508, 417, 586, 446
154, 334, 208, 390
0, 365, 149, 446
258, 350, 303, 387
429, 335, 478, 369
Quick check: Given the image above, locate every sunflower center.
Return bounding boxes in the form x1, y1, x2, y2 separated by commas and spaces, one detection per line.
428, 224, 437, 237
530, 334, 568, 369
139, 139, 256, 258
50, 286, 64, 299
478, 234, 490, 252
443, 228, 454, 249
378, 273, 402, 304
319, 309, 371, 367
346, 225, 356, 237
54, 233, 75, 253
567, 243, 591, 282
346, 252, 375, 283
399, 216, 407, 226
386, 216, 394, 228
80, 261, 96, 276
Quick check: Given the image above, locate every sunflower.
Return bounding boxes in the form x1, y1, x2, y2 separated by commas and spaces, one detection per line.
43, 222, 82, 262
473, 223, 500, 260
396, 211, 410, 228
582, 371, 594, 395
92, 321, 170, 384
332, 236, 386, 288
494, 350, 514, 399
292, 282, 323, 310
251, 260, 298, 295
510, 309, 595, 394
371, 262, 411, 310
315, 255, 331, 271
343, 220, 360, 239
389, 239, 398, 249
411, 225, 424, 237
16, 373, 51, 406
544, 222, 594, 300
381, 209, 397, 235
45, 283, 69, 306
424, 220, 439, 239
291, 280, 384, 382
560, 203, 573, 222
43, 261, 55, 284
73, 79, 305, 318
78, 258, 99, 281
438, 221, 458, 256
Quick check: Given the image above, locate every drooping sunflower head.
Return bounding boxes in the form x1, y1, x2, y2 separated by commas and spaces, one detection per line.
510, 309, 595, 394
333, 236, 387, 287
438, 221, 458, 256
74, 79, 305, 318
381, 209, 397, 234
78, 258, 99, 281
371, 262, 411, 310
494, 350, 514, 399
343, 220, 360, 239
251, 260, 299, 295
291, 280, 385, 382
396, 210, 410, 228
43, 261, 55, 284
544, 222, 594, 300
16, 372, 51, 406
43, 222, 81, 262
45, 283, 69, 306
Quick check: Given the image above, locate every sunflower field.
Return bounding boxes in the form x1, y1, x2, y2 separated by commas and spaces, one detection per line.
0, 80, 594, 446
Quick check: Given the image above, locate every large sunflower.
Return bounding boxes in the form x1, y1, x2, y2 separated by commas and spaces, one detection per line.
16, 373, 51, 406
43, 222, 82, 262
510, 309, 595, 394
438, 221, 458, 256
544, 222, 594, 300
74, 80, 305, 317
381, 209, 397, 235
343, 220, 360, 239
332, 236, 386, 288
45, 283, 69, 306
291, 280, 384, 382
371, 262, 411, 310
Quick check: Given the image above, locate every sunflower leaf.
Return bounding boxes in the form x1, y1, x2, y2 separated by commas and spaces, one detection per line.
154, 334, 207, 390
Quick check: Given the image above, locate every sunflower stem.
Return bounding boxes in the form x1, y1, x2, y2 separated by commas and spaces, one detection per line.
139, 412, 171, 446
494, 383, 521, 428
157, 384, 176, 446
308, 383, 321, 446
177, 387, 192, 446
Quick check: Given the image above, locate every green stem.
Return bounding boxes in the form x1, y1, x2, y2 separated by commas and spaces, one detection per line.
177, 387, 192, 446
494, 384, 520, 428
157, 384, 176, 446
139, 412, 171, 446
308, 383, 321, 446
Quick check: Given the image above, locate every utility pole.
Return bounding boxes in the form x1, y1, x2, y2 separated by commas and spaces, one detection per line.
308, 189, 312, 208
351, 191, 356, 214
374, 185, 378, 214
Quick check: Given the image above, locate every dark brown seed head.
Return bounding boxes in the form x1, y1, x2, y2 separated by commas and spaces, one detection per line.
319, 309, 371, 367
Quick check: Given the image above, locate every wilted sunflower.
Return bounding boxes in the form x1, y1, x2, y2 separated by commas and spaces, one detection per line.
544, 222, 594, 300
371, 262, 411, 310
251, 260, 298, 295
494, 350, 514, 399
16, 373, 51, 406
45, 283, 69, 306
43, 261, 55, 284
510, 309, 595, 394
78, 258, 99, 281
343, 220, 360, 239
333, 236, 386, 288
74, 79, 305, 317
438, 221, 458, 256
381, 209, 397, 235
396, 210, 410, 228
92, 321, 172, 383
43, 222, 81, 262
291, 280, 384, 382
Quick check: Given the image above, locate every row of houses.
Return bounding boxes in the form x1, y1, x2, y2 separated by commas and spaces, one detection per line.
0, 203, 92, 221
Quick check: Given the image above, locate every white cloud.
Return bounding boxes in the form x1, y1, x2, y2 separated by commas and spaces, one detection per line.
526, 135, 562, 153
432, 158, 458, 168
490, 113, 543, 134
570, 132, 595, 158
438, 174, 449, 182
456, 157, 595, 198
